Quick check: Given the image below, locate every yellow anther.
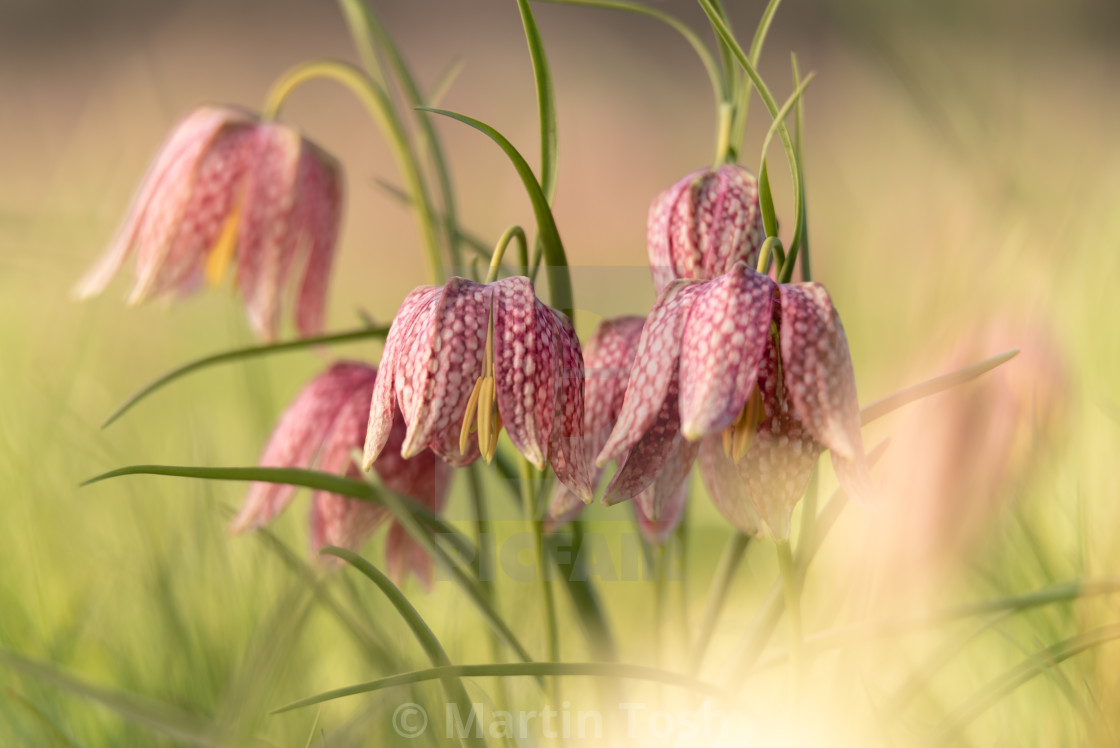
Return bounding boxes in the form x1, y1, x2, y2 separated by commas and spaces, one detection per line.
722, 385, 766, 461
460, 297, 502, 463
205, 205, 241, 286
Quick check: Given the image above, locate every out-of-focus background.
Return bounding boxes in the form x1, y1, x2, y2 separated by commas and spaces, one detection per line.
2, 0, 1118, 745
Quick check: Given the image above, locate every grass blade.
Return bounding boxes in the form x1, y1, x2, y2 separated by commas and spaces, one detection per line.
272, 661, 745, 714
516, 0, 558, 204
0, 650, 226, 746
419, 107, 574, 318
321, 547, 485, 748
860, 349, 1019, 425
101, 326, 388, 428
5, 688, 83, 747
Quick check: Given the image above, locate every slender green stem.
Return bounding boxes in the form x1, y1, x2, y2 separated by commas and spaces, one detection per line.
263, 60, 444, 283
271, 661, 745, 714
102, 326, 388, 428
337, 0, 463, 269
690, 531, 751, 675
320, 547, 485, 748
486, 225, 528, 283
713, 101, 734, 166
729, 0, 783, 154
790, 52, 810, 282
521, 458, 560, 704
756, 236, 783, 275
775, 539, 802, 704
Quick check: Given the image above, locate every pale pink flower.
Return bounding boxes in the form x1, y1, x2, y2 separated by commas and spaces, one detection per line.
647, 165, 766, 296
74, 105, 343, 340
546, 316, 693, 544
232, 361, 448, 586
363, 276, 593, 501
598, 261, 872, 539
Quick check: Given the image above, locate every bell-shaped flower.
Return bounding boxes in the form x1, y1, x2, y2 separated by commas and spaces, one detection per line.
546, 315, 695, 544
647, 164, 766, 296
598, 261, 873, 539
232, 361, 448, 587
364, 276, 593, 501
74, 105, 343, 340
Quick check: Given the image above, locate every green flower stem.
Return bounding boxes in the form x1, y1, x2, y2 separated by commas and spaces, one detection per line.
713, 101, 734, 166
485, 225, 528, 283
262, 59, 445, 283
320, 547, 486, 748
775, 538, 802, 704
520, 458, 561, 705
337, 0, 463, 270
102, 325, 389, 429
271, 661, 744, 715
756, 236, 784, 275
790, 52, 811, 282
690, 531, 751, 675
729, 0, 783, 153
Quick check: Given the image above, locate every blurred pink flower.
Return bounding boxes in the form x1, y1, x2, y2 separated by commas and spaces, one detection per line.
872, 319, 1069, 576
363, 276, 593, 501
599, 262, 872, 539
232, 361, 448, 587
546, 316, 692, 544
647, 165, 766, 296
74, 105, 343, 340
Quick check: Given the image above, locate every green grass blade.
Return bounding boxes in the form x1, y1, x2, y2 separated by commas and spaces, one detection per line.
516, 0, 558, 204
537, 0, 725, 106
860, 349, 1019, 425
757, 71, 814, 204
320, 547, 485, 748
757, 161, 779, 238
931, 624, 1120, 744
0, 650, 226, 746
790, 52, 810, 281
729, 0, 782, 149
419, 107, 574, 318
5, 688, 83, 747
101, 326, 388, 428
78, 464, 475, 562
272, 661, 743, 714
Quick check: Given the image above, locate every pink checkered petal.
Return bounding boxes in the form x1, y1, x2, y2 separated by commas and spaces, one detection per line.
603, 373, 698, 504
547, 308, 593, 502
778, 283, 862, 461
582, 316, 646, 447
494, 276, 555, 469
293, 145, 344, 337
597, 280, 703, 467
74, 107, 246, 301
647, 171, 699, 295
232, 361, 375, 533
398, 278, 489, 460
679, 263, 774, 440
697, 436, 762, 537
363, 285, 442, 468
237, 124, 304, 340
731, 338, 821, 540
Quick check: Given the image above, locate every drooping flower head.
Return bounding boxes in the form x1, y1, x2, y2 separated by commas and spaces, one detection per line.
546, 316, 693, 544
74, 105, 343, 340
598, 261, 872, 539
364, 276, 593, 501
647, 164, 766, 296
232, 361, 448, 586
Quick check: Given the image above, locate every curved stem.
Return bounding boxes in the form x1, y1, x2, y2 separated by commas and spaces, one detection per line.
713, 101, 734, 167
486, 225, 528, 283
521, 458, 561, 705
321, 547, 485, 748
263, 59, 445, 283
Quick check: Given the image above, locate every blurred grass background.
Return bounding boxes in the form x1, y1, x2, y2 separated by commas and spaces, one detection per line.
1, 0, 1119, 745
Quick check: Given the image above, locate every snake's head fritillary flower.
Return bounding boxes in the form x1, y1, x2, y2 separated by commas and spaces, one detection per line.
74, 105, 343, 341
231, 361, 448, 587
364, 276, 593, 502
598, 262, 873, 539
546, 315, 695, 540
647, 165, 766, 296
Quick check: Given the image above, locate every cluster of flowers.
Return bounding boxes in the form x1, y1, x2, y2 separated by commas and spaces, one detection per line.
80, 106, 872, 584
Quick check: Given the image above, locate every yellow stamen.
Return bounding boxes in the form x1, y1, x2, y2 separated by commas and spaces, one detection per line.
205, 205, 241, 286
722, 385, 766, 460
460, 297, 503, 462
